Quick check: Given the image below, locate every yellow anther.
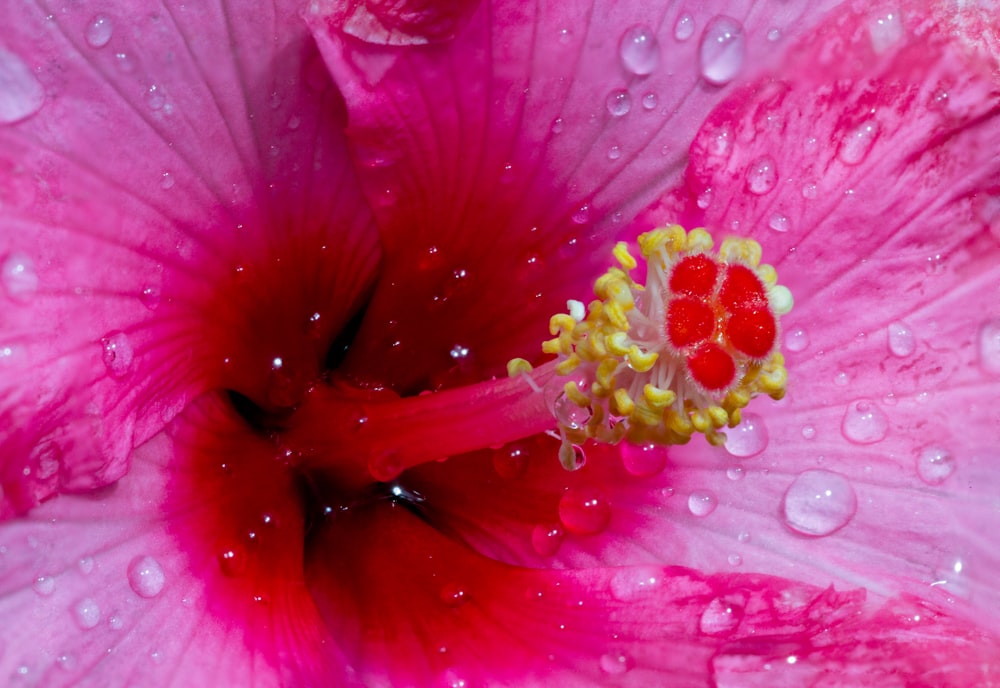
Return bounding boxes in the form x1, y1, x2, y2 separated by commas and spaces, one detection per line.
606, 331, 630, 356
564, 380, 590, 407
603, 301, 629, 332
633, 401, 664, 427
541, 338, 563, 355
706, 430, 727, 447
758, 264, 778, 285
554, 355, 580, 376
690, 409, 711, 434
665, 408, 694, 437
626, 346, 658, 373
611, 388, 635, 416
719, 237, 762, 266
507, 358, 533, 377
595, 358, 619, 392
707, 406, 730, 429
643, 384, 676, 409
549, 313, 577, 336
685, 228, 714, 253
613, 241, 638, 270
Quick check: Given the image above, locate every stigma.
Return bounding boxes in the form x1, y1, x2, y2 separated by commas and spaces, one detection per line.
511, 225, 792, 468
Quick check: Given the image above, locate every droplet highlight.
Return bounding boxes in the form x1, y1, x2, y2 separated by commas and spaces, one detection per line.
619, 24, 659, 75
841, 399, 889, 445
698, 16, 746, 86
782, 469, 857, 536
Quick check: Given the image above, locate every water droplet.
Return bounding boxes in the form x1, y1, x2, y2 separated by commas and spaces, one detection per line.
160, 171, 174, 189
887, 321, 915, 357
493, 443, 529, 479
727, 553, 743, 566
838, 120, 879, 165
915, 446, 955, 485
726, 466, 744, 481
531, 522, 565, 557
145, 84, 165, 111
606, 89, 631, 117
448, 344, 470, 360
696, 187, 713, 209
127, 555, 165, 598
607, 145, 622, 161
869, 10, 903, 53
73, 598, 101, 630
801, 424, 817, 440
781, 469, 857, 536
621, 442, 667, 477
140, 284, 161, 310
367, 451, 403, 482
571, 204, 591, 225
77, 556, 95, 575
737, 530, 751, 544
784, 327, 809, 352
610, 566, 661, 601
217, 542, 247, 577
698, 16, 746, 86
600, 652, 634, 675
746, 156, 778, 195
101, 331, 134, 378
619, 24, 659, 75
32, 575, 55, 596
801, 182, 818, 199
0, 48, 45, 124
551, 392, 592, 430
724, 412, 768, 458
768, 213, 789, 233
558, 487, 611, 535
551, 117, 564, 134
85, 14, 113, 48
699, 597, 744, 636
767, 27, 782, 42
978, 319, 1000, 375
841, 399, 889, 445
932, 555, 971, 600
673, 13, 695, 41
641, 92, 658, 110
687, 490, 718, 517
2, 253, 38, 300
439, 582, 467, 607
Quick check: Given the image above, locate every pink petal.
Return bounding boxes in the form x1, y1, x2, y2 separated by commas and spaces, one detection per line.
0, 0, 378, 514
316, 0, 480, 46
306, 0, 845, 393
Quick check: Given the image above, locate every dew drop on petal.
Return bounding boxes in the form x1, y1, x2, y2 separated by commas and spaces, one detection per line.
606, 89, 631, 117
0, 48, 45, 124
552, 392, 592, 430
85, 15, 114, 48
438, 582, 467, 607
978, 319, 1000, 375
784, 327, 809, 352
101, 331, 134, 378
32, 576, 55, 597
915, 446, 955, 485
73, 598, 101, 630
727, 553, 743, 566
367, 450, 403, 482
145, 84, 165, 111
726, 466, 744, 481
531, 522, 565, 557
600, 652, 634, 675
217, 542, 248, 577
551, 117, 564, 134
641, 92, 658, 110
674, 13, 695, 41
687, 490, 718, 517
838, 120, 879, 165
493, 443, 529, 479
696, 187, 714, 210
887, 320, 916, 357
621, 442, 667, 477
699, 597, 744, 636
746, 156, 777, 195
619, 24, 659, 75
768, 213, 789, 233
607, 145, 621, 161
724, 412, 768, 458
869, 10, 903, 53
2, 253, 38, 300
127, 555, 165, 598
801, 424, 817, 440
698, 16, 745, 86
77, 556, 95, 575
558, 487, 611, 535
781, 469, 857, 536
841, 399, 888, 444
609, 566, 661, 601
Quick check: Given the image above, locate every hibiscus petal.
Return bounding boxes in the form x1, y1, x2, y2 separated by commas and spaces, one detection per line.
0, 0, 378, 514
306, 0, 845, 392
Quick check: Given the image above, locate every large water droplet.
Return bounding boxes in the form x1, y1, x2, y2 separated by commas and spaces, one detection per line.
85, 15, 114, 48
841, 399, 889, 444
2, 253, 38, 301
33, 575, 55, 597
599, 652, 634, 675
746, 156, 778, 195
531, 522, 565, 557
782, 469, 857, 536
838, 120, 879, 165
687, 490, 718, 517
784, 327, 809, 352
101, 331, 134, 378
73, 598, 101, 630
674, 13, 695, 41
606, 89, 632, 117
127, 555, 165, 598
978, 319, 1000, 375
621, 442, 667, 477
887, 320, 915, 357
915, 446, 955, 485
217, 542, 248, 577
724, 412, 768, 458
698, 16, 746, 86
699, 597, 744, 636
558, 487, 611, 535
619, 24, 659, 75
0, 48, 45, 124
552, 391, 592, 430
493, 443, 529, 479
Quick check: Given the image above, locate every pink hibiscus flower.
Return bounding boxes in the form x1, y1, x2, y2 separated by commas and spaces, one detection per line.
2, 0, 999, 686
